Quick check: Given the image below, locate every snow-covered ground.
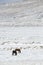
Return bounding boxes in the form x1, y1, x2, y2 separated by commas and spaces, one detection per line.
0, 0, 43, 65
0, 0, 43, 26
0, 27, 43, 65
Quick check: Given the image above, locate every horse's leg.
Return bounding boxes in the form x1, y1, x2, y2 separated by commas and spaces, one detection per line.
15, 51, 17, 55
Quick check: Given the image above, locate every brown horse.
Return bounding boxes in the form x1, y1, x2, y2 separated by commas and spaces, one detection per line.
12, 48, 21, 56
15, 48, 21, 53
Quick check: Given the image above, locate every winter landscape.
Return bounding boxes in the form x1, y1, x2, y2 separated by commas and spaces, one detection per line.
0, 0, 43, 65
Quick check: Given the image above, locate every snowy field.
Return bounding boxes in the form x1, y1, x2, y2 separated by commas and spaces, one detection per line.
0, 0, 43, 26
0, 0, 43, 65
0, 27, 43, 65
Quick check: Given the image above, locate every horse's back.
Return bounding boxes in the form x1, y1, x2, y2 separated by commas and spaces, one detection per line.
15, 48, 21, 53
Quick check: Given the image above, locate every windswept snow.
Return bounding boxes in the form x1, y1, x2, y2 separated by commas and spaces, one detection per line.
0, 27, 43, 64
0, 0, 43, 26
0, 0, 43, 65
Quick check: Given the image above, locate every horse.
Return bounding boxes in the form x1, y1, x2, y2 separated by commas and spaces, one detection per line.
12, 50, 17, 55
12, 48, 21, 56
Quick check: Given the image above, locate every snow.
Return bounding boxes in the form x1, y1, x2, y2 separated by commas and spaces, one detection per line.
0, 27, 43, 43
0, 27, 43, 65
0, 0, 43, 65
0, 0, 43, 26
